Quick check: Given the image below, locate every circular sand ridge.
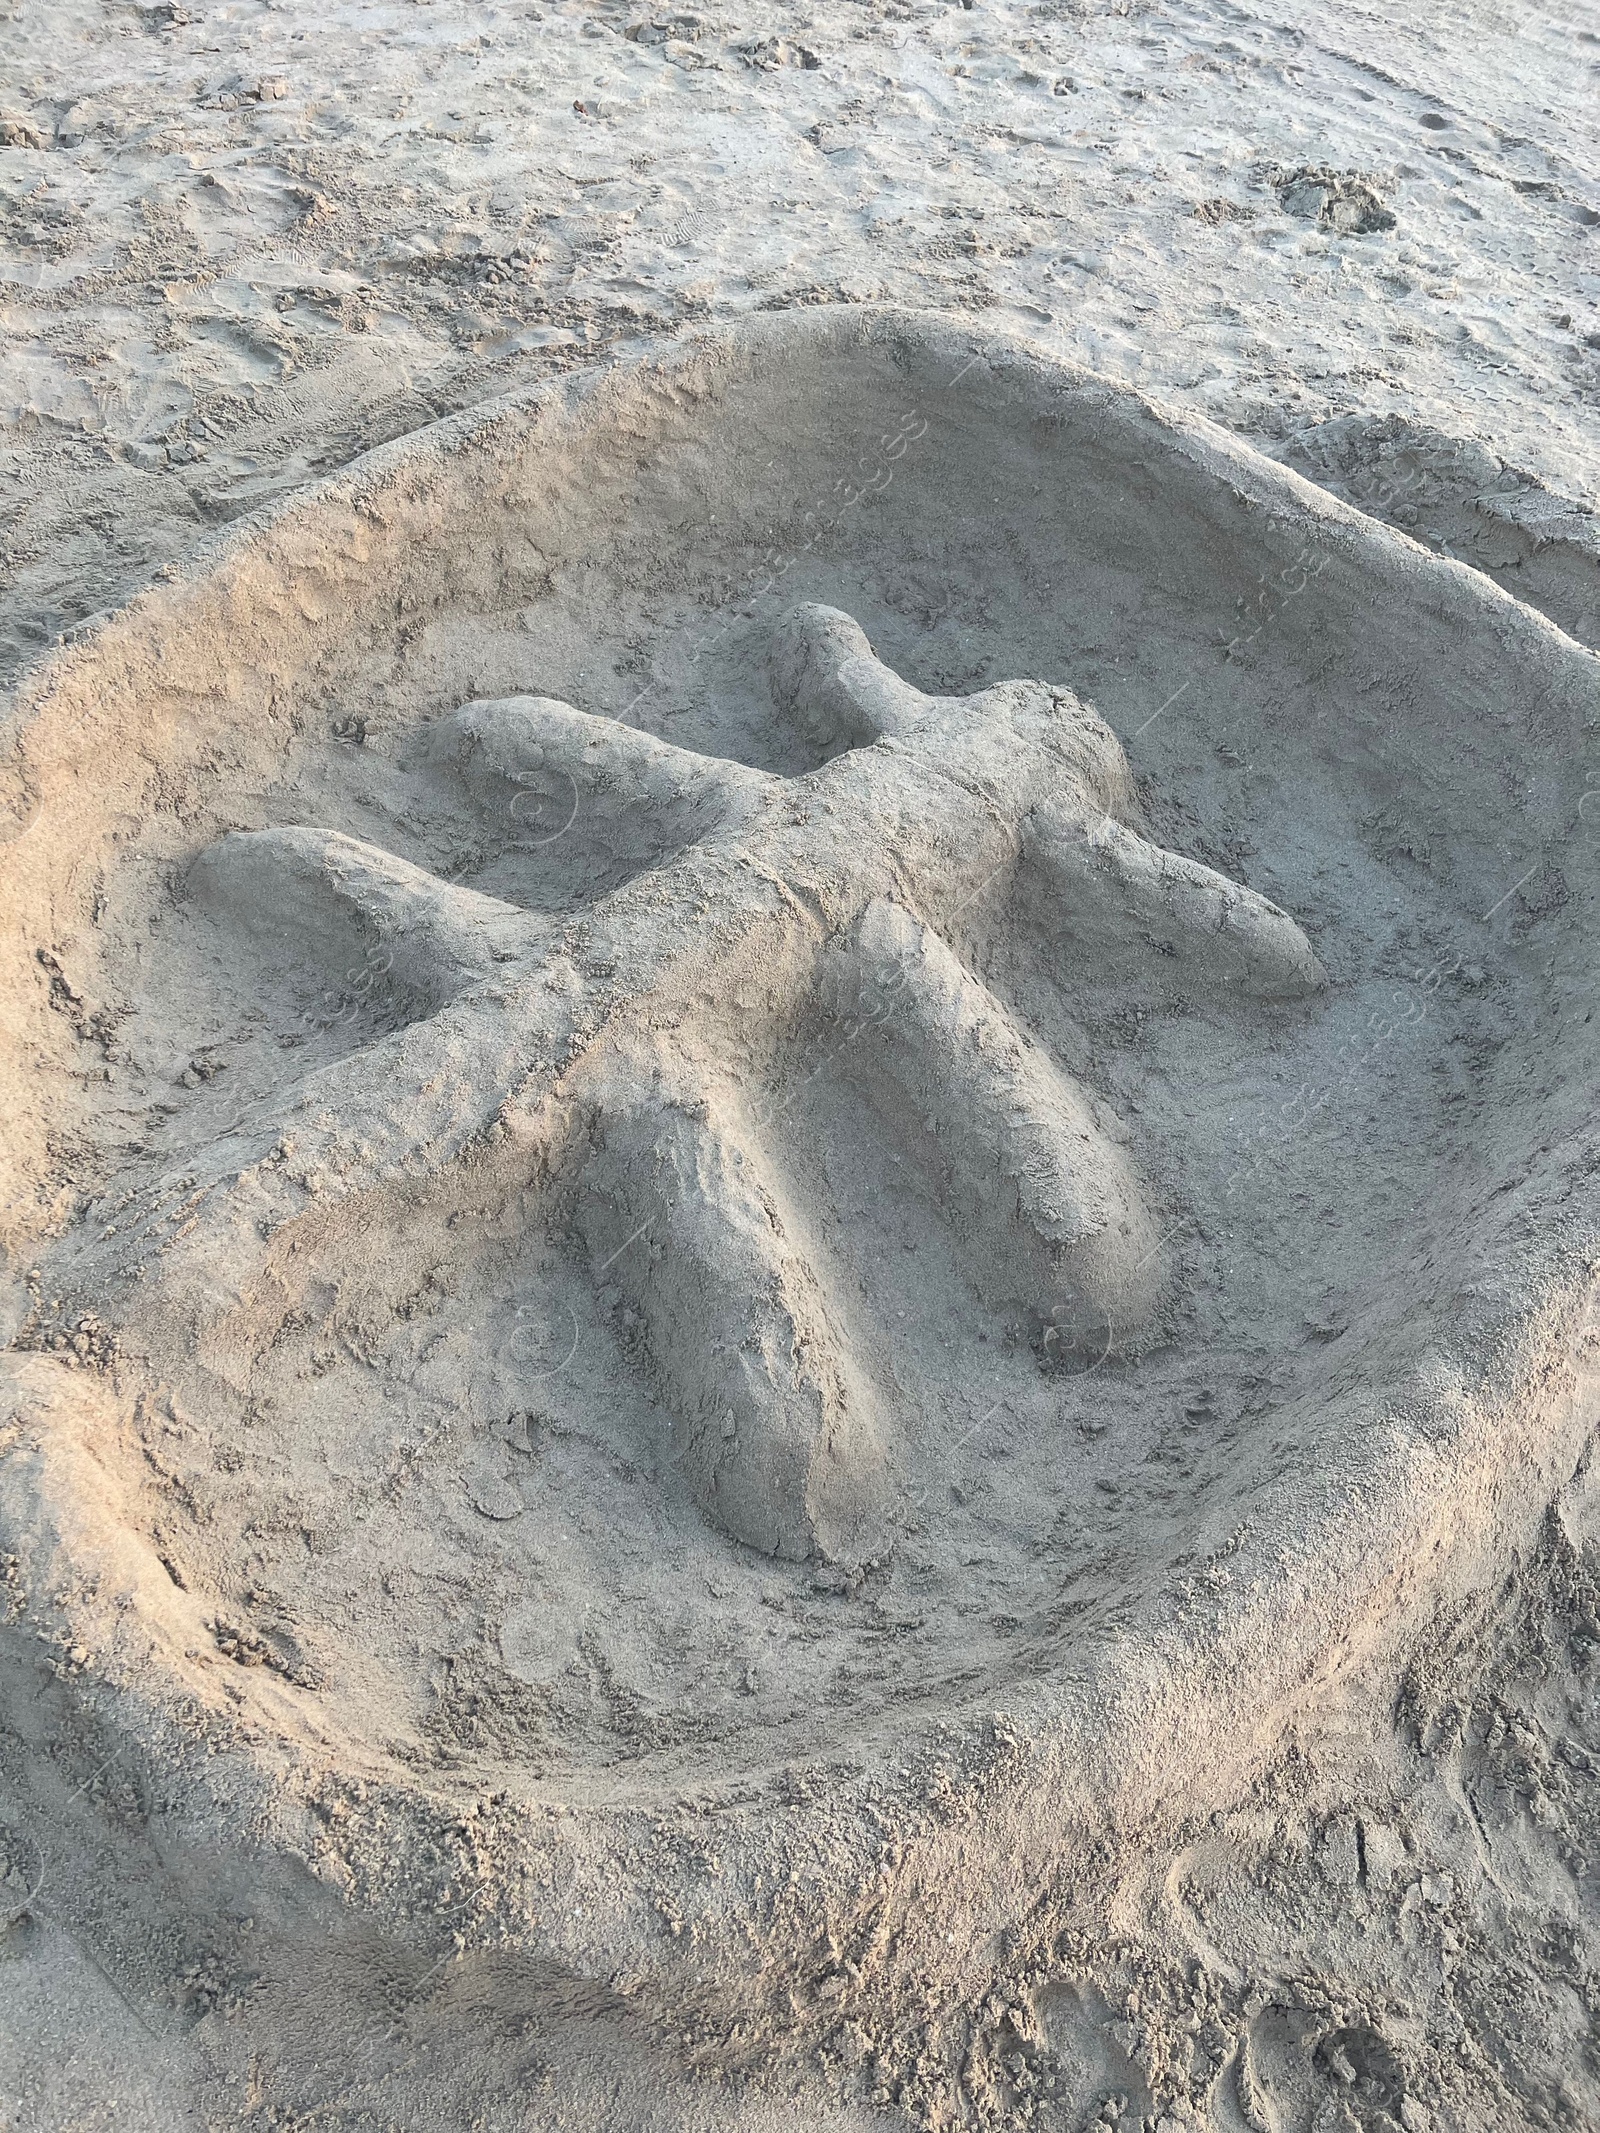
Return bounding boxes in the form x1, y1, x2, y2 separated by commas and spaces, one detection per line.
1, 310, 1594, 2035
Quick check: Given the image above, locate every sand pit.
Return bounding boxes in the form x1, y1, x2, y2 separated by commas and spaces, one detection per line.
1, 309, 1596, 2126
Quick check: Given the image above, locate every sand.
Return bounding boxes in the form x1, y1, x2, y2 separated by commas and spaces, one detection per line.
0, 7, 1597, 2133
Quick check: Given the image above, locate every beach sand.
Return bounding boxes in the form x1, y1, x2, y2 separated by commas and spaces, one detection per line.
1, 6, 1597, 2130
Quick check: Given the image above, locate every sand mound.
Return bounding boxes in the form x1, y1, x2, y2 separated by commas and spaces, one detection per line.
1, 310, 1595, 2114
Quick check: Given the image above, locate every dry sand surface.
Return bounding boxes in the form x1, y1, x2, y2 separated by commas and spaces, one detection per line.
0, 5, 1597, 2132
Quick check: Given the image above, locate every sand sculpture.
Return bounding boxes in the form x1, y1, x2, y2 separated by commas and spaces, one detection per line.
176, 602, 1322, 1567
1, 314, 1592, 2122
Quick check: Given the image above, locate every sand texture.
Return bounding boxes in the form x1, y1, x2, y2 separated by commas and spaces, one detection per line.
1, 7, 1598, 2133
